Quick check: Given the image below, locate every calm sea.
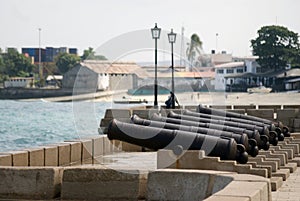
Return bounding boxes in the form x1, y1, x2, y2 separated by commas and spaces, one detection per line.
0, 99, 130, 152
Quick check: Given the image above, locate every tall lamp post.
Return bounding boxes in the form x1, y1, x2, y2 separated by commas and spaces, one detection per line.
151, 23, 161, 107
168, 29, 176, 109
38, 28, 42, 86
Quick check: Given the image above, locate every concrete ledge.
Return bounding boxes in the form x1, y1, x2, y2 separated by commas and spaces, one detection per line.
44, 145, 58, 166
25, 148, 44, 166
0, 154, 12, 166
147, 169, 235, 201
270, 177, 283, 191
10, 151, 29, 166
147, 169, 271, 201
61, 167, 147, 200
0, 167, 63, 199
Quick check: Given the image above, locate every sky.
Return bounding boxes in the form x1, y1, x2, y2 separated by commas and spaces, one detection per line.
1, 0, 300, 61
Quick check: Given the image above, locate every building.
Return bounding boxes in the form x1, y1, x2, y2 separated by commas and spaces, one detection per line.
62, 60, 149, 92
4, 77, 34, 88
22, 48, 46, 63
276, 68, 300, 91
22, 47, 78, 63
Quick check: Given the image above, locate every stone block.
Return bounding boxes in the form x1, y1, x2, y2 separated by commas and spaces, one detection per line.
258, 105, 282, 112
10, 151, 29, 166
122, 141, 142, 152
289, 156, 300, 166
26, 148, 44, 166
272, 169, 290, 181
280, 162, 297, 173
44, 146, 58, 166
282, 105, 300, 109
132, 109, 159, 119
277, 109, 298, 126
61, 167, 147, 200
270, 177, 283, 191
104, 109, 131, 119
103, 135, 113, 154
147, 169, 234, 201
0, 167, 63, 199
93, 136, 104, 157
57, 143, 71, 166
81, 139, 93, 160
0, 154, 12, 166
213, 181, 267, 201
69, 142, 82, 164
234, 105, 256, 110
100, 117, 112, 127
246, 109, 274, 121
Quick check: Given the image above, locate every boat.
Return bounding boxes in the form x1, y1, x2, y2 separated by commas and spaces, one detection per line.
113, 97, 148, 104
247, 86, 272, 93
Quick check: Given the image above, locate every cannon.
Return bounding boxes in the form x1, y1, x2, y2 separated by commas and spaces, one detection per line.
108, 118, 248, 164
197, 104, 288, 138
183, 109, 278, 146
131, 114, 258, 157
167, 111, 276, 146
151, 113, 269, 150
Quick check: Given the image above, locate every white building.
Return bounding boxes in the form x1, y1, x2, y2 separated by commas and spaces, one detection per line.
4, 77, 34, 88
62, 61, 149, 92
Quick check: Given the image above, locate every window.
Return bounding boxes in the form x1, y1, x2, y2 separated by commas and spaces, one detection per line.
217, 69, 224, 74
244, 66, 247, 72
236, 68, 244, 73
226, 69, 234, 74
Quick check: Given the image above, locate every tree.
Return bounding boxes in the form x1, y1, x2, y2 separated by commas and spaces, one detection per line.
1, 48, 34, 77
81, 47, 107, 61
186, 34, 203, 70
251, 25, 300, 72
55, 52, 80, 74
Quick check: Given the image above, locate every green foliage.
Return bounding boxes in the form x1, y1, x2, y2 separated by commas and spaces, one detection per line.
186, 34, 203, 67
81, 47, 107, 61
251, 25, 300, 72
55, 52, 80, 74
1, 48, 34, 77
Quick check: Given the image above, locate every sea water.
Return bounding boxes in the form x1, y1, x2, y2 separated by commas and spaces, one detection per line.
0, 99, 124, 152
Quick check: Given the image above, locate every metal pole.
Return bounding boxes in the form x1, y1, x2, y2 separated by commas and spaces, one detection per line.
171, 42, 175, 109
38, 28, 42, 86
154, 38, 158, 107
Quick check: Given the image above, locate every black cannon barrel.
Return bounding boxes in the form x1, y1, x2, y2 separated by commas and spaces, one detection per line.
108, 119, 248, 164
184, 109, 274, 131
131, 114, 259, 157
197, 104, 288, 138
168, 111, 270, 137
151, 113, 269, 150
183, 109, 278, 145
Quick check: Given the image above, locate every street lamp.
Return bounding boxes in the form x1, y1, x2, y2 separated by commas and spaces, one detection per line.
151, 23, 161, 107
38, 28, 42, 86
168, 29, 176, 109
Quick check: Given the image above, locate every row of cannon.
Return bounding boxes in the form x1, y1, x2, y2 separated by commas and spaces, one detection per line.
107, 105, 290, 164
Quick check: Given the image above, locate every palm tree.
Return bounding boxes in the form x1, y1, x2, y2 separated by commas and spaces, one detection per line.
186, 34, 203, 71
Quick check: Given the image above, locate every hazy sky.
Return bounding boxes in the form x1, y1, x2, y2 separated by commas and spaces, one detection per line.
1, 0, 300, 59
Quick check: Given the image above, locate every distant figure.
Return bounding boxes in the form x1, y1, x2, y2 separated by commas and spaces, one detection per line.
165, 92, 180, 109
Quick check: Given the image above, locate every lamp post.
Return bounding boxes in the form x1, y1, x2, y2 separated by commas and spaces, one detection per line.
168, 29, 176, 109
38, 28, 42, 86
151, 23, 161, 107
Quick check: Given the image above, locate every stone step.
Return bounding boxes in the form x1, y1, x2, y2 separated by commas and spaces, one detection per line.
272, 168, 290, 181
289, 156, 300, 167
270, 177, 283, 191
280, 162, 297, 173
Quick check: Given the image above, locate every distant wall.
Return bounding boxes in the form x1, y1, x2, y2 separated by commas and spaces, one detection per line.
0, 88, 73, 99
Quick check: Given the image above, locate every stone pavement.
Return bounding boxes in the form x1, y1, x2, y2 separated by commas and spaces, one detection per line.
272, 167, 300, 201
